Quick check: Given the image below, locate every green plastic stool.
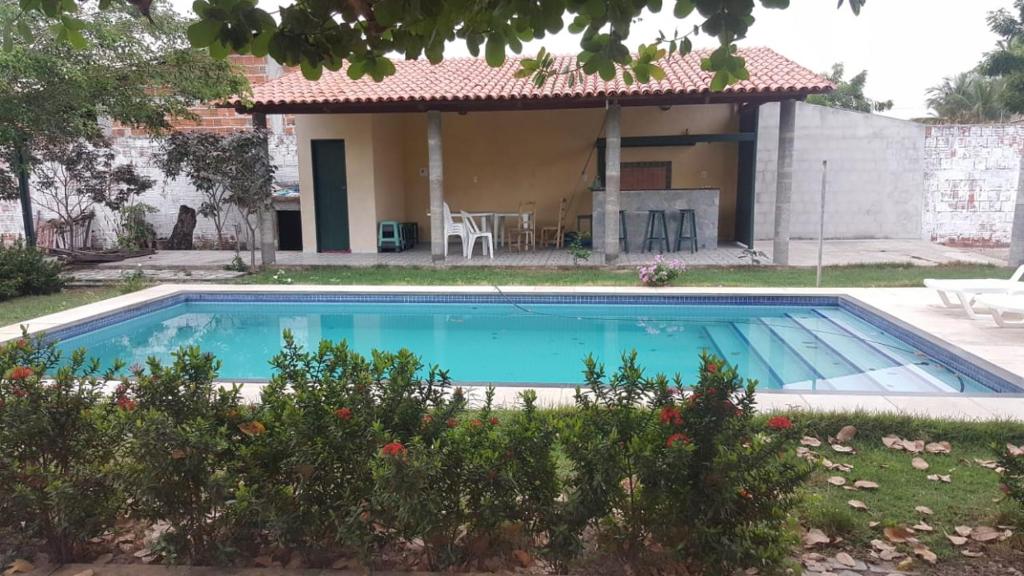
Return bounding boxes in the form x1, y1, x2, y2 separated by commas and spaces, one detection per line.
377, 221, 404, 252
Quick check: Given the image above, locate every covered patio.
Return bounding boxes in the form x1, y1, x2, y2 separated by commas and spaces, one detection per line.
238, 49, 831, 265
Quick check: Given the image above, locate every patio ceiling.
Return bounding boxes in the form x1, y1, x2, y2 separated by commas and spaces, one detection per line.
235, 47, 833, 114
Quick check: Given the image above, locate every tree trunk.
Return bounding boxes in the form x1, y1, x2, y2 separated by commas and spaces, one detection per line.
14, 143, 35, 247
167, 205, 197, 250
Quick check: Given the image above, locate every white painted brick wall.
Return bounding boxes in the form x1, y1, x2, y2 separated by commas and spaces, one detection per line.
923, 124, 1023, 246
0, 128, 297, 248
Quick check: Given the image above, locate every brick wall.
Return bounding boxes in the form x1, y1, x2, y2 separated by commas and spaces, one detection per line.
0, 55, 298, 247
923, 124, 1024, 246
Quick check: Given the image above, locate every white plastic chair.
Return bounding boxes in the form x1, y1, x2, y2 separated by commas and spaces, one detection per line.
460, 211, 493, 259
443, 203, 466, 258
975, 293, 1024, 327
923, 265, 1024, 318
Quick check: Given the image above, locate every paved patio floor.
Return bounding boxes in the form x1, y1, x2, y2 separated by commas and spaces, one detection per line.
90, 239, 1006, 273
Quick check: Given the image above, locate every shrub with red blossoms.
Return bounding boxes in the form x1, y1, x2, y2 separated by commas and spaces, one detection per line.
767, 415, 793, 430
335, 406, 353, 420
380, 441, 407, 457
8, 366, 33, 380
666, 432, 690, 447
659, 405, 683, 426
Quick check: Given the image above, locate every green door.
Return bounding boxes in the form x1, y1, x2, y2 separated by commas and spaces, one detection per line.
312, 139, 350, 252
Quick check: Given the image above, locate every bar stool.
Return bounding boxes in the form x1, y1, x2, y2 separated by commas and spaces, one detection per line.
675, 209, 698, 254
619, 210, 629, 253
642, 210, 670, 253
377, 220, 404, 252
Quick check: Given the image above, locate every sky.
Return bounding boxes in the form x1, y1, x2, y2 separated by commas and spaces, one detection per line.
169, 0, 1013, 119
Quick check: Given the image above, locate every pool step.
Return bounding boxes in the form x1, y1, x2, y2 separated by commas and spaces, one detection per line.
702, 324, 783, 389
812, 309, 966, 394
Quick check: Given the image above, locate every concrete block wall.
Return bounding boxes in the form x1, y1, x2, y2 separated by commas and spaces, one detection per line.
755, 102, 926, 241
923, 124, 1024, 246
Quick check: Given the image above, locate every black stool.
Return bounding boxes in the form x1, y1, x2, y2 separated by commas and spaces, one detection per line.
619, 210, 629, 253
642, 210, 670, 253
675, 209, 698, 254
401, 222, 419, 249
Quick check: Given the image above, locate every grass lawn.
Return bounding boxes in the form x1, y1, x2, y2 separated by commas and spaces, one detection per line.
0, 287, 126, 327
239, 262, 1013, 288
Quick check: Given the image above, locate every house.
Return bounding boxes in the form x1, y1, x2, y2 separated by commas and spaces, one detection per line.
237, 48, 831, 263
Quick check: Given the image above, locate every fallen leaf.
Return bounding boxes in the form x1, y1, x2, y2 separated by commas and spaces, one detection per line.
70, 570, 94, 576
975, 459, 999, 469
801, 436, 822, 447
871, 539, 896, 552
3, 560, 33, 575
827, 476, 847, 486
926, 441, 952, 454
802, 528, 831, 548
868, 521, 880, 528
961, 550, 985, 558
915, 505, 933, 515
897, 557, 914, 571
946, 534, 968, 546
971, 526, 1002, 542
912, 457, 930, 471
882, 435, 903, 449
884, 526, 916, 543
903, 439, 925, 453
925, 473, 952, 483
831, 444, 855, 454
836, 425, 857, 443
513, 549, 534, 568
913, 522, 934, 532
1007, 443, 1024, 457
848, 499, 868, 511
170, 448, 186, 460
835, 552, 857, 567
913, 544, 937, 564
853, 480, 879, 490
955, 526, 973, 537
94, 553, 113, 565
879, 549, 904, 561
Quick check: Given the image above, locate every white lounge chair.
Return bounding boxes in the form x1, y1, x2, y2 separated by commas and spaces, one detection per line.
923, 265, 1024, 318
975, 294, 1024, 327
443, 203, 466, 258
460, 211, 493, 260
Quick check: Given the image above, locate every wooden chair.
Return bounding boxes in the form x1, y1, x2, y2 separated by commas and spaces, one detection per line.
505, 201, 536, 251
540, 197, 567, 248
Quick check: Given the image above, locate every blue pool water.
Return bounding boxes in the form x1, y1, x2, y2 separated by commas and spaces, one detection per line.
51, 298, 1003, 394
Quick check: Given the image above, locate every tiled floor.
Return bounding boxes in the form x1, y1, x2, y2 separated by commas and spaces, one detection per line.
90, 239, 1007, 273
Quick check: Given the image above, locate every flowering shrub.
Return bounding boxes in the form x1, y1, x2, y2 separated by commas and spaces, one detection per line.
0, 333, 124, 561
555, 351, 810, 574
637, 255, 686, 287
119, 346, 249, 564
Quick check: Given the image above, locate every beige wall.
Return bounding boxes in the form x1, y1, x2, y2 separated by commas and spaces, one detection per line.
296, 104, 740, 253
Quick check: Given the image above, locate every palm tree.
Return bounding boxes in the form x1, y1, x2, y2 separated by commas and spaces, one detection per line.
926, 72, 1010, 124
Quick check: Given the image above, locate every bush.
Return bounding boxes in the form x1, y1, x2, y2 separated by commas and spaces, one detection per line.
235, 332, 467, 564
119, 347, 250, 564
555, 351, 810, 575
0, 242, 64, 301
0, 333, 124, 561
637, 255, 685, 287
999, 443, 1024, 509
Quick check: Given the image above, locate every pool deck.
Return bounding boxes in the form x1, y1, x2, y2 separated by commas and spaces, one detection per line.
2, 284, 1023, 421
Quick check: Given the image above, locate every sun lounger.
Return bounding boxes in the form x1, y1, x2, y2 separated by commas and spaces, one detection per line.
923, 265, 1024, 318
974, 293, 1024, 327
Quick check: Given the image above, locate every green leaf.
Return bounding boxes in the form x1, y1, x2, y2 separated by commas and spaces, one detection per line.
208, 39, 229, 59
300, 59, 323, 80
16, 20, 33, 42
710, 70, 730, 91
622, 69, 634, 85
187, 19, 222, 47
649, 65, 666, 81
65, 26, 86, 48
250, 30, 272, 57
485, 34, 506, 67
674, 0, 695, 18
346, 60, 365, 80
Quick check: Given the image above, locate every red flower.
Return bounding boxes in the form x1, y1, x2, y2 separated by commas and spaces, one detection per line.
659, 405, 683, 426
489, 417, 500, 426
335, 407, 353, 421
738, 488, 753, 500
116, 396, 137, 412
380, 441, 407, 457
9, 366, 33, 380
447, 418, 459, 429
767, 415, 793, 430
12, 387, 27, 398
15, 339, 28, 349
422, 414, 433, 426
666, 433, 691, 448
706, 362, 719, 374
470, 418, 483, 428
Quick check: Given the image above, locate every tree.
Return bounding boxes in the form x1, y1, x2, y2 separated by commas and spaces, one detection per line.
806, 63, 893, 113
0, 140, 154, 249
0, 1, 247, 245
157, 130, 274, 261
982, 0, 1024, 114
11, 0, 866, 89
926, 72, 1009, 124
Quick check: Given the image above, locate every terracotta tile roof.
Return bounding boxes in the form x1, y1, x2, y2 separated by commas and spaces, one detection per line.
244, 47, 831, 111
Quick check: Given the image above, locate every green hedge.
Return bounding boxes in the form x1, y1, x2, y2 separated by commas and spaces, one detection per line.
0, 334, 815, 574
0, 243, 64, 302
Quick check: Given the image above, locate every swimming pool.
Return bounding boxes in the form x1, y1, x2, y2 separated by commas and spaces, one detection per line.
45, 292, 1021, 395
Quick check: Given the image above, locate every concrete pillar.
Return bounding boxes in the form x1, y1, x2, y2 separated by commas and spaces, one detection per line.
603, 103, 621, 264
1010, 155, 1024, 267
772, 99, 796, 265
427, 110, 445, 262
253, 112, 276, 267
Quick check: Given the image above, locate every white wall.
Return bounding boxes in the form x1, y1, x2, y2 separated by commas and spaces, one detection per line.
755, 101, 926, 241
